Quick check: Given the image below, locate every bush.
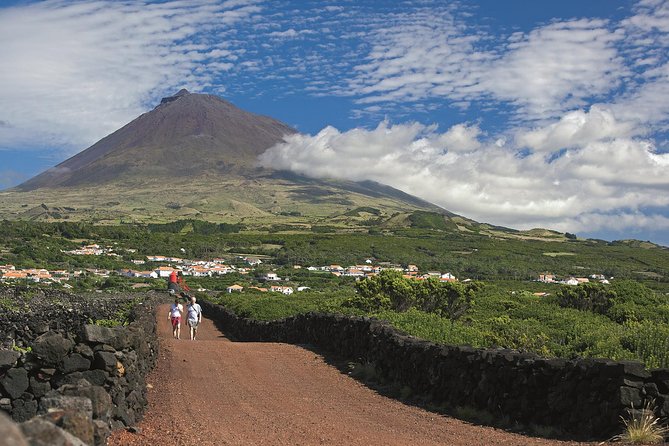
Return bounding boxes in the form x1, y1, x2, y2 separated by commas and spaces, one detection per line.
351, 271, 482, 322
555, 283, 615, 315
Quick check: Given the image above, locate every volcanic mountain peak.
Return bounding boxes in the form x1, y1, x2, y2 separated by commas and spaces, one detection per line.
160, 88, 190, 104
17, 91, 297, 190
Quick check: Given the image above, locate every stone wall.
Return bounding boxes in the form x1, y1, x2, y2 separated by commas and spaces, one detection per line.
201, 301, 669, 440
0, 290, 159, 445
0, 288, 139, 350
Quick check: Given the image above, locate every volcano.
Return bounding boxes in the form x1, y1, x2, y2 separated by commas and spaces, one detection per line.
17, 89, 298, 190
2, 90, 445, 224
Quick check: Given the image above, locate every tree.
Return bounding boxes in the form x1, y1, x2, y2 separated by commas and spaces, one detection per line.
425, 280, 480, 323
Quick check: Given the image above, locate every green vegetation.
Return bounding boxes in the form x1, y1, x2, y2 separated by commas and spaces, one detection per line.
207, 289, 356, 321
1, 219, 668, 368
87, 297, 141, 327
348, 270, 481, 323
206, 277, 669, 368
1, 220, 667, 291
408, 211, 457, 230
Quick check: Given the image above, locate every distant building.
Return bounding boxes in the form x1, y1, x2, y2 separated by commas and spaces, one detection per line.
262, 272, 280, 281
538, 273, 555, 283
226, 284, 244, 293
270, 285, 293, 295
440, 272, 457, 282
155, 266, 176, 278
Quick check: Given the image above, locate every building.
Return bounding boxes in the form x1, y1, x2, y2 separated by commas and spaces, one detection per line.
155, 266, 176, 278
270, 285, 293, 295
262, 272, 280, 281
226, 284, 244, 293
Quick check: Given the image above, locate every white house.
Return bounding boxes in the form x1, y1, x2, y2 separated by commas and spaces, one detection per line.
246, 257, 263, 266
155, 266, 176, 278
227, 284, 244, 293
270, 285, 293, 295
262, 272, 280, 281
441, 272, 457, 281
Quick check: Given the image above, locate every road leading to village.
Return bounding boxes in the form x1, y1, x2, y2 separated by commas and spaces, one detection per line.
109, 304, 591, 446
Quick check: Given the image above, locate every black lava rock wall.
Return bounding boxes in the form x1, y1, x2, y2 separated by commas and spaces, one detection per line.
201, 300, 669, 440
0, 290, 159, 445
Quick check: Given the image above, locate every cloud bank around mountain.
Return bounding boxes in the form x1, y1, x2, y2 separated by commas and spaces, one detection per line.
260, 116, 669, 237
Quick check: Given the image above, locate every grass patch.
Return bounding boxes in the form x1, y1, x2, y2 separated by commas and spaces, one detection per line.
613, 401, 668, 444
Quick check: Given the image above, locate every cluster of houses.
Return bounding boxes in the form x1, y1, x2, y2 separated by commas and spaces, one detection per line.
0, 264, 110, 287
1, 249, 461, 298
304, 260, 458, 282
538, 273, 611, 285
225, 284, 311, 295
222, 261, 458, 295
61, 244, 123, 257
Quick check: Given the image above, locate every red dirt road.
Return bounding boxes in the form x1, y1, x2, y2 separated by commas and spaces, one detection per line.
109, 304, 591, 446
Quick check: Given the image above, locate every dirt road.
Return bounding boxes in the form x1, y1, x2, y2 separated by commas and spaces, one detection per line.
109, 304, 590, 446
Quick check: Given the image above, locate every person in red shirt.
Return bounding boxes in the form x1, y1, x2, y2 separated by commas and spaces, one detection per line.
167, 270, 180, 294
167, 270, 190, 294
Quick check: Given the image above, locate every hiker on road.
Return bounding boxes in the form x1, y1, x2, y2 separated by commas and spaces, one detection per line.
187, 295, 202, 341
167, 270, 180, 295
167, 270, 190, 295
168, 296, 183, 339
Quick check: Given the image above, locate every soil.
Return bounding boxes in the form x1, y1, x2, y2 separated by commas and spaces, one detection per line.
109, 305, 593, 446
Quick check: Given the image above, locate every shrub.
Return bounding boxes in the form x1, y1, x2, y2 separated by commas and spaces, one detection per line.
352, 271, 482, 322
555, 283, 616, 315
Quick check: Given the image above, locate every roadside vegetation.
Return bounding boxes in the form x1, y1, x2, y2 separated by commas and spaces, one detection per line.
208, 272, 669, 368
2, 219, 669, 368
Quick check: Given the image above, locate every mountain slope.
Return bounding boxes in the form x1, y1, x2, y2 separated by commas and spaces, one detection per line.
17, 90, 297, 190
3, 90, 449, 225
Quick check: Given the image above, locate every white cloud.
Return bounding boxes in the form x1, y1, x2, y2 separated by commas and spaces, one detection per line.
268, 28, 317, 39
484, 19, 624, 120
259, 121, 669, 235
338, 12, 624, 122
342, 9, 488, 105
0, 0, 261, 152
516, 106, 636, 152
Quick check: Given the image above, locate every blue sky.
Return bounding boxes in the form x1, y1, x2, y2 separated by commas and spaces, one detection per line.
1, 0, 669, 246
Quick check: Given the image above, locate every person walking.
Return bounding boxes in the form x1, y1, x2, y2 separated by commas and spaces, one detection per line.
187, 295, 202, 341
167, 270, 180, 295
168, 296, 183, 340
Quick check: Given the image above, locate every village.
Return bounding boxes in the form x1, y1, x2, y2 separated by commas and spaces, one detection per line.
0, 243, 464, 294
0, 243, 617, 295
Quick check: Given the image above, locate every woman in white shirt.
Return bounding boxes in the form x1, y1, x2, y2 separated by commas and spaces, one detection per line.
168, 297, 184, 340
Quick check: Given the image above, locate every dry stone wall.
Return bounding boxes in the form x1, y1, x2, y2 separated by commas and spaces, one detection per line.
0, 289, 159, 445
201, 300, 669, 440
